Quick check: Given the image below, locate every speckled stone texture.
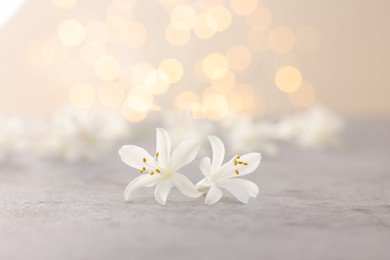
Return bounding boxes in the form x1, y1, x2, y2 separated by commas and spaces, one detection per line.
1, 120, 390, 260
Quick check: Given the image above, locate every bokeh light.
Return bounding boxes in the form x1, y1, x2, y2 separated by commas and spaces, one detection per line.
209, 5, 232, 32
112, 0, 138, 10
202, 52, 229, 80
226, 44, 252, 71
246, 5, 272, 31
58, 19, 85, 47
68, 83, 96, 109
165, 23, 191, 46
288, 81, 316, 107
230, 0, 257, 16
159, 59, 183, 84
123, 22, 148, 48
105, 16, 128, 43
145, 69, 171, 95
131, 62, 154, 86
275, 66, 302, 93
127, 87, 154, 112
268, 26, 295, 54
41, 38, 69, 66
193, 13, 218, 39
94, 55, 121, 81
97, 82, 125, 108
122, 100, 148, 122
212, 70, 236, 93
171, 5, 196, 31
117, 66, 133, 89
174, 91, 202, 114
84, 21, 109, 47
295, 26, 321, 53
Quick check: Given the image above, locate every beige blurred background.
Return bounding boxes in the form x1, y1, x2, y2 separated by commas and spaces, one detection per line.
0, 0, 389, 118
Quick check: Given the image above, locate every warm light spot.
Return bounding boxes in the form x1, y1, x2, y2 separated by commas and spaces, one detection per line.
247, 30, 268, 52
230, 0, 257, 16
203, 88, 229, 120
122, 101, 148, 122
226, 45, 252, 71
127, 87, 154, 112
193, 13, 218, 39
174, 91, 202, 114
84, 21, 109, 47
194, 60, 208, 82
123, 22, 148, 48
79, 44, 106, 67
68, 83, 96, 109
145, 69, 171, 95
94, 55, 121, 81
268, 26, 295, 54
112, 0, 137, 10
165, 24, 191, 46
51, 0, 76, 9
202, 52, 229, 80
226, 90, 243, 114
198, 0, 223, 10
106, 3, 132, 20
131, 63, 154, 86
289, 81, 316, 107
105, 16, 128, 43
295, 26, 321, 53
275, 66, 302, 93
171, 5, 196, 31
209, 5, 232, 32
118, 66, 133, 89
41, 38, 69, 66
58, 19, 85, 47
246, 5, 272, 31
234, 84, 255, 109
212, 70, 236, 93
97, 82, 125, 107
159, 58, 183, 83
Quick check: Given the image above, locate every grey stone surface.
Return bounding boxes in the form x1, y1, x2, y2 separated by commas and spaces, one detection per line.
1, 120, 390, 260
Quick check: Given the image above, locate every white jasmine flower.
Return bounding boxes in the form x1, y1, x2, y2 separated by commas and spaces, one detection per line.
119, 128, 203, 205
37, 107, 131, 162
225, 116, 279, 156
196, 136, 261, 205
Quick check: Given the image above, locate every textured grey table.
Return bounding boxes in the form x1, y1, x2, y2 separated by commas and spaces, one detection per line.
1, 120, 390, 260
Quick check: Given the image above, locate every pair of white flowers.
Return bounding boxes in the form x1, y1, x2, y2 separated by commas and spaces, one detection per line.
119, 128, 261, 205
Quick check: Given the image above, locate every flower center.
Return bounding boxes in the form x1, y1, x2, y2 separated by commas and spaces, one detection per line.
233, 155, 249, 175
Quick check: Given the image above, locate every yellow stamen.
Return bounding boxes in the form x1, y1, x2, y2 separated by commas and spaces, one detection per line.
150, 171, 154, 175
235, 169, 240, 175
236, 155, 240, 159
238, 161, 243, 165
156, 152, 159, 158
156, 169, 161, 173
243, 162, 248, 166
234, 160, 238, 166
143, 158, 146, 163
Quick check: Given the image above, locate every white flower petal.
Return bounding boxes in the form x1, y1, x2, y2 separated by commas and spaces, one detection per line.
216, 178, 259, 198
208, 135, 225, 172
172, 173, 203, 198
200, 157, 211, 177
156, 128, 171, 169
220, 152, 261, 179
124, 174, 160, 201
119, 145, 155, 170
154, 179, 174, 205
205, 183, 223, 205
216, 182, 250, 204
169, 140, 199, 171
195, 177, 211, 192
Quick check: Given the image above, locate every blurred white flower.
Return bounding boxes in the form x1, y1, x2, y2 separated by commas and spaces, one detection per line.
119, 128, 202, 205
225, 116, 279, 156
163, 111, 215, 155
0, 117, 25, 163
36, 107, 131, 162
196, 136, 261, 205
276, 105, 344, 148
